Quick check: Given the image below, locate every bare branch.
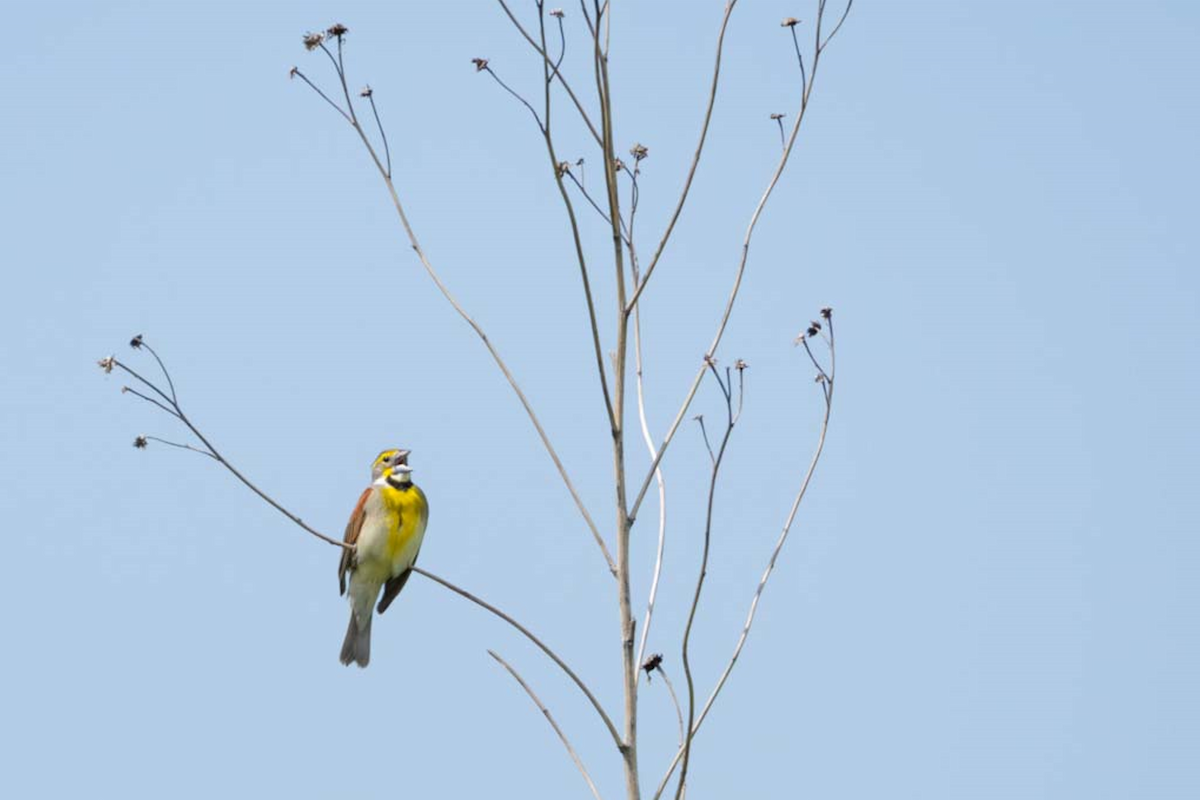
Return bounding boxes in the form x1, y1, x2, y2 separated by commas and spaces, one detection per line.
652, 314, 837, 800
488, 650, 605, 800
413, 567, 622, 748
674, 365, 740, 800
630, 1, 848, 525
624, 1, 738, 315
363, 87, 392, 178
140, 436, 217, 460
483, 65, 545, 132
495, 0, 603, 146
789, 25, 808, 90
289, 68, 351, 122
120, 385, 181, 419
108, 347, 352, 552
132, 337, 178, 404
535, 5, 618, 436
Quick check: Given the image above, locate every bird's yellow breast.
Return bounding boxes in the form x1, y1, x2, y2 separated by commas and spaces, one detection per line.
378, 482, 429, 567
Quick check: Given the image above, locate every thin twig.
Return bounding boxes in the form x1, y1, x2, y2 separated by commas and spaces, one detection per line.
495, 0, 603, 146
652, 664, 686, 748
630, 0, 847, 525
412, 567, 622, 748
674, 366, 739, 800
290, 69, 351, 122
137, 341, 177, 404
652, 317, 837, 800
111, 351, 352, 551
488, 650, 605, 800
142, 436, 217, 460
535, 4, 618, 436
624, 1, 738, 315
120, 385, 181, 419
790, 26, 807, 91
484, 66, 545, 132
365, 91, 392, 178
694, 415, 715, 465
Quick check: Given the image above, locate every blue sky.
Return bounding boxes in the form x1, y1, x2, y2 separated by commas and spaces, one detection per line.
2, 1, 1198, 798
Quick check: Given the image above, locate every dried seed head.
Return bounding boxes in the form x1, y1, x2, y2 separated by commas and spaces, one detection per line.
735, 358, 748, 371
288, 66, 299, 79
327, 23, 348, 38
98, 356, 116, 374
549, 8, 565, 18
575, 157, 585, 166
556, 161, 571, 177
303, 32, 325, 51
360, 85, 373, 98
704, 354, 717, 367
781, 17, 801, 28
129, 334, 144, 349
630, 142, 648, 161
810, 320, 822, 332
770, 112, 785, 121
820, 306, 832, 319
612, 157, 626, 172
133, 435, 148, 449
471, 57, 489, 72
641, 653, 663, 673
815, 373, 826, 383
806, 325, 819, 338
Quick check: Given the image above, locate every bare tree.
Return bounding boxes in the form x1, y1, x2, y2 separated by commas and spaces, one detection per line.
100, 3, 852, 797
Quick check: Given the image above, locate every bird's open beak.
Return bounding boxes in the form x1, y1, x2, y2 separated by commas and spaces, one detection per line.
396, 449, 411, 466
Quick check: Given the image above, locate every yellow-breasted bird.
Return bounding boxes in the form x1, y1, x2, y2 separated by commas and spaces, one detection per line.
338, 448, 430, 667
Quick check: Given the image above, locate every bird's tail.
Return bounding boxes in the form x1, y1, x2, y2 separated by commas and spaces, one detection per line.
339, 610, 372, 668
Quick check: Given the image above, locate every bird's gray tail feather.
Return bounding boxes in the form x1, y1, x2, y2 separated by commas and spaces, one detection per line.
339, 611, 372, 668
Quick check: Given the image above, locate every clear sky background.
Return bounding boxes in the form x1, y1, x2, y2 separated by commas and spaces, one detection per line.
2, 1, 1198, 798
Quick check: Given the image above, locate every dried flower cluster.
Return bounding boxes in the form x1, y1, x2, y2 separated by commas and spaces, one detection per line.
471, 57, 489, 72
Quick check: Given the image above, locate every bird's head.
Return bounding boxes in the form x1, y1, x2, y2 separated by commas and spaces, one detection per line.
371, 448, 412, 484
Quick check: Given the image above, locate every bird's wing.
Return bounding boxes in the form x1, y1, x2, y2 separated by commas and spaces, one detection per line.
339, 487, 372, 595
376, 557, 415, 615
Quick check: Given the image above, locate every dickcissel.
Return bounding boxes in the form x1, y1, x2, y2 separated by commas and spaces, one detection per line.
338, 448, 430, 667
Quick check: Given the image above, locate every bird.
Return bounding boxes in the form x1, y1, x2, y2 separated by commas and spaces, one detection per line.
338, 447, 430, 667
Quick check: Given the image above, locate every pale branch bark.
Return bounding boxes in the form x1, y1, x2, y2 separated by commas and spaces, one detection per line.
651, 664, 686, 748
586, 2, 640, 796
627, 167, 668, 685
629, 2, 849, 526
651, 317, 836, 800
535, 3, 619, 436
295, 47, 618, 576
488, 650, 605, 800
624, 0, 737, 315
